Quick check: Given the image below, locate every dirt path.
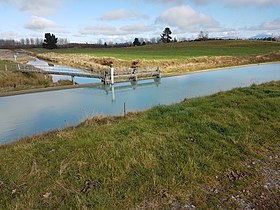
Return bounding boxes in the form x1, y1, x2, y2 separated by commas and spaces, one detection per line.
0, 49, 35, 63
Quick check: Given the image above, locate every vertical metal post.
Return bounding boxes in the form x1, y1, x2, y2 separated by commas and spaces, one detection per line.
5, 65, 7, 71
72, 76, 75, 85
110, 64, 114, 85
124, 102, 126, 117
111, 85, 115, 101
157, 67, 161, 78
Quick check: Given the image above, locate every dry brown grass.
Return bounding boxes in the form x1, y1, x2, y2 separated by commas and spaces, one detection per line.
0, 71, 52, 92
37, 51, 280, 74
37, 53, 127, 70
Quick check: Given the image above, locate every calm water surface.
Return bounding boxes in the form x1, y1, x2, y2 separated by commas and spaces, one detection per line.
0, 63, 279, 144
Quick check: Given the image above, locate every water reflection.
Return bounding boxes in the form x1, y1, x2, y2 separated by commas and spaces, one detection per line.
1, 63, 280, 144
102, 78, 161, 101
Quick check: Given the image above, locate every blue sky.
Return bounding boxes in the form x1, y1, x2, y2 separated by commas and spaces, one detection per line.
0, 0, 279, 43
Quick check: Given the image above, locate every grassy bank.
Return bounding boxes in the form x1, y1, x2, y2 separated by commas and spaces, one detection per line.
33, 40, 280, 73
1, 82, 279, 209
0, 58, 76, 93
0, 59, 53, 92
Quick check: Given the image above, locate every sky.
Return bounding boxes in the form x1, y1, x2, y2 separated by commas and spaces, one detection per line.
0, 0, 279, 43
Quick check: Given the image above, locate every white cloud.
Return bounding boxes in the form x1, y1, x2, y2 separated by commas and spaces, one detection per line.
157, 5, 220, 32
79, 23, 154, 36
0, 31, 18, 38
24, 16, 56, 31
150, 0, 185, 3
120, 24, 154, 33
146, 0, 280, 7
192, 0, 280, 6
0, 0, 64, 16
79, 25, 120, 36
249, 18, 280, 30
100, 9, 148, 21
24, 16, 68, 34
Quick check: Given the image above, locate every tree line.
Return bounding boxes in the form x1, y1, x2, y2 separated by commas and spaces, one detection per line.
0, 34, 68, 49
1, 28, 279, 49
132, 28, 210, 46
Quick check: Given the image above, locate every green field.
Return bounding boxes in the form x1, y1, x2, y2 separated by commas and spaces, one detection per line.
50, 40, 280, 60
1, 82, 279, 209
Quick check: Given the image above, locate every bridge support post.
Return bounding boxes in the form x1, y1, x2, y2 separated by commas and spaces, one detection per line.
156, 67, 161, 78
110, 64, 114, 85
111, 85, 115, 101
71, 76, 75, 85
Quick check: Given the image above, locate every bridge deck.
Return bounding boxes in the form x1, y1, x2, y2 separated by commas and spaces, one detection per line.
17, 64, 161, 84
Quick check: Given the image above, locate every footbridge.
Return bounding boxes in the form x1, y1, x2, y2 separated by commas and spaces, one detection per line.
16, 64, 161, 85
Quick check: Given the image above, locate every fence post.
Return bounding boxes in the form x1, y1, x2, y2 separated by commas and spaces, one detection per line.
5, 65, 7, 71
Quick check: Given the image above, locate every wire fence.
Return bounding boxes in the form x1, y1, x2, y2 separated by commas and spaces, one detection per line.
0, 64, 20, 71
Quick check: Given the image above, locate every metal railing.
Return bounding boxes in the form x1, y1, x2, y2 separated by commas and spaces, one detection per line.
1, 63, 161, 85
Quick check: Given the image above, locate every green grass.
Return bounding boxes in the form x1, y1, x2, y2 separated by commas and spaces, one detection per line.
34, 40, 280, 60
1, 81, 280, 209
0, 60, 14, 65
0, 59, 17, 71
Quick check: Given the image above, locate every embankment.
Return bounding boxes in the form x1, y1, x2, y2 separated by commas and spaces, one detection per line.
0, 81, 279, 209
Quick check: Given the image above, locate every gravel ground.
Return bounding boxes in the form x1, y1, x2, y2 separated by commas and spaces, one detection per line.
0, 49, 35, 63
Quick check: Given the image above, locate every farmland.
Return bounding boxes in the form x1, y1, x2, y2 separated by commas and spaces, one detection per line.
33, 40, 280, 73
35, 40, 280, 60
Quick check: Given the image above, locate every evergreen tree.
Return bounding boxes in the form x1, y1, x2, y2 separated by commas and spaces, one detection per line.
160, 27, 172, 43
43, 33, 58, 49
133, 38, 141, 46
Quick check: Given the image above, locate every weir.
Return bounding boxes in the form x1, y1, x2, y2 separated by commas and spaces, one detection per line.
15, 64, 161, 85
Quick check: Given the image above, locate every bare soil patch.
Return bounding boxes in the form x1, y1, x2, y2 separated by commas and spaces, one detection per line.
0, 49, 35, 63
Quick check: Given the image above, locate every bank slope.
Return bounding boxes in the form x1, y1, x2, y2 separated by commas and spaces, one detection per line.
0, 81, 280, 209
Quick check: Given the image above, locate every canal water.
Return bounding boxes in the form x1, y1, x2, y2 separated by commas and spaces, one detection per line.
0, 63, 279, 144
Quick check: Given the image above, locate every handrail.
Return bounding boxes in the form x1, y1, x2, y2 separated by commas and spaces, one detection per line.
9, 63, 161, 84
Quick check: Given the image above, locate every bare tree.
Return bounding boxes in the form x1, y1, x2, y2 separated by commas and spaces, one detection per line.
198, 31, 209, 41
25, 38, 30, 45
30, 38, 35, 45
20, 38, 25, 46
35, 38, 40, 46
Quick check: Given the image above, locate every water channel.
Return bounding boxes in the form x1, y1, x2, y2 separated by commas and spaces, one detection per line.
0, 63, 279, 144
